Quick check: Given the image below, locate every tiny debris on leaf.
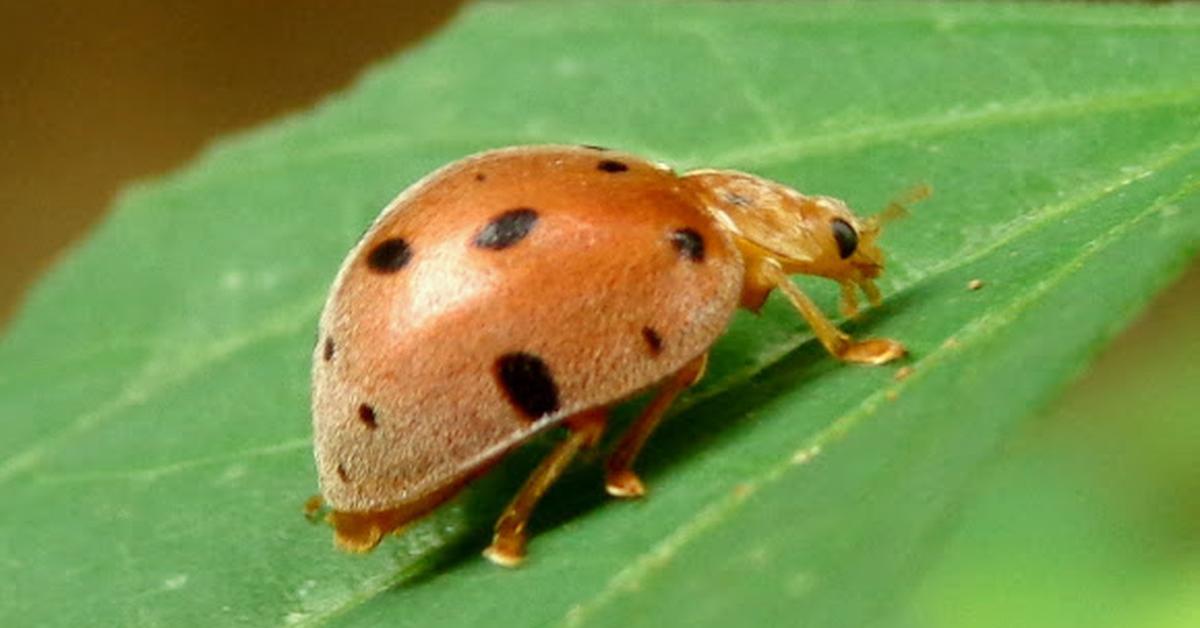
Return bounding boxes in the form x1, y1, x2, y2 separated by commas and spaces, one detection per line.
894, 365, 914, 381
967, 278, 985, 291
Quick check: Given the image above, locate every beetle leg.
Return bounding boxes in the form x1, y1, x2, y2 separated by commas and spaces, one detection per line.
303, 495, 326, 522
605, 352, 708, 499
484, 408, 607, 567
739, 255, 775, 313
762, 260, 905, 365
839, 281, 860, 318
860, 278, 883, 307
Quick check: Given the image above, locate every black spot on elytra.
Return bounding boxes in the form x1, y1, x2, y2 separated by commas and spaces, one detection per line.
474, 208, 539, 250
323, 337, 335, 362
495, 352, 560, 419
670, 228, 705, 262
641, 327, 663, 356
357, 404, 377, 429
475, 172, 487, 182
831, 218, 858, 259
366, 238, 412, 272
597, 159, 629, 173
336, 464, 350, 483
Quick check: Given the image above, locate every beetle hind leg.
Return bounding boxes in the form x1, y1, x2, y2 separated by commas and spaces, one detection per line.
605, 352, 708, 499
484, 408, 607, 567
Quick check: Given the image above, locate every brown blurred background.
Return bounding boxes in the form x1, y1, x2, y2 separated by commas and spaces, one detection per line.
0, 0, 465, 328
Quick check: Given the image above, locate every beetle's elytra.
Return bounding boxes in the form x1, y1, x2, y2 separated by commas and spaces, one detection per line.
310, 145, 910, 566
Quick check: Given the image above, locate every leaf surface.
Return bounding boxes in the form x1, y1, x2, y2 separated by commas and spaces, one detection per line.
1, 2, 1198, 627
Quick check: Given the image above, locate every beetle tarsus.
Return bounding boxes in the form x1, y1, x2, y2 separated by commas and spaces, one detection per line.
837, 338, 907, 364
483, 535, 526, 568
605, 469, 647, 498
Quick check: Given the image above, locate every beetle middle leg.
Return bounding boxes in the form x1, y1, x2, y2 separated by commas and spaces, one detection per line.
605, 352, 708, 499
484, 407, 607, 567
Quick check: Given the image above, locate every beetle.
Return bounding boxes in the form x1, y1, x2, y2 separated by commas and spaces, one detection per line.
310, 144, 911, 566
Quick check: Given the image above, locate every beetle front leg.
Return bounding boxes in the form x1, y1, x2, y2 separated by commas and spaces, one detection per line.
839, 281, 860, 318
760, 260, 905, 365
484, 408, 607, 567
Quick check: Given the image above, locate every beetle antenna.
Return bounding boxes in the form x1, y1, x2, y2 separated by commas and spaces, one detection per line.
867, 183, 931, 232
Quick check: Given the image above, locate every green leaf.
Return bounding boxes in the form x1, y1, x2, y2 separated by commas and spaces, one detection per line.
2, 2, 1197, 626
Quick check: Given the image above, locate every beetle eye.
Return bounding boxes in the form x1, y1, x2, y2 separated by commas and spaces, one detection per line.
831, 218, 858, 259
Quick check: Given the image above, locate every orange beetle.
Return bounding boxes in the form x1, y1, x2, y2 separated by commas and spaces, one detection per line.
310, 145, 909, 566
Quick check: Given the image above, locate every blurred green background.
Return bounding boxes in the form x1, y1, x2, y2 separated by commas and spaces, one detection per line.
2, 2, 1195, 626
907, 263, 1199, 628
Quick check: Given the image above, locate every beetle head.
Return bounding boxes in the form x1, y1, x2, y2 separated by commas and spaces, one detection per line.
684, 170, 926, 315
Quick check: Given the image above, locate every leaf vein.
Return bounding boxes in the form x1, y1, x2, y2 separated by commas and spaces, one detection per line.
0, 294, 321, 484
33, 437, 310, 485
710, 86, 1200, 168
678, 23, 787, 141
